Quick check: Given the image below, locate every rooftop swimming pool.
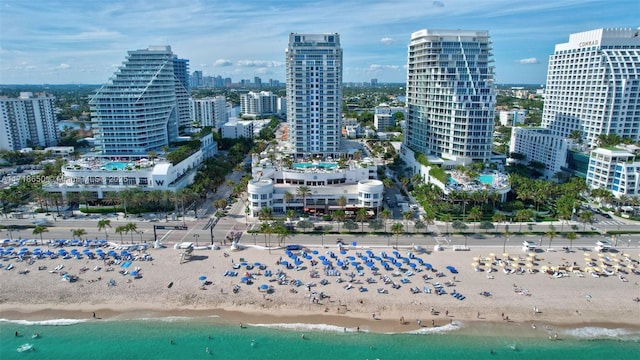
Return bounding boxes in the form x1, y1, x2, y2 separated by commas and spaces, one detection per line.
293, 162, 337, 170
103, 161, 132, 170
449, 174, 495, 185
478, 174, 494, 185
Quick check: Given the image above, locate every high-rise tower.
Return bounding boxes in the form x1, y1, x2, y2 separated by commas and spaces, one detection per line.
90, 46, 190, 155
405, 29, 495, 162
541, 28, 640, 148
286, 33, 342, 158
0, 92, 58, 151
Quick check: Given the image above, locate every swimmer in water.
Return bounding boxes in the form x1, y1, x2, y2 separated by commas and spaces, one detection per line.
301, 333, 306, 339
206, 347, 210, 353
251, 339, 255, 347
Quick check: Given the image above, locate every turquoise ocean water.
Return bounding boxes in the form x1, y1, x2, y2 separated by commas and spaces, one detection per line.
1, 317, 639, 360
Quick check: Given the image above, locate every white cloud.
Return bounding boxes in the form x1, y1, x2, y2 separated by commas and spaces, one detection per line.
517, 58, 539, 64
368, 64, 400, 71
58, 63, 71, 69
236, 60, 283, 68
380, 37, 394, 45
214, 59, 232, 67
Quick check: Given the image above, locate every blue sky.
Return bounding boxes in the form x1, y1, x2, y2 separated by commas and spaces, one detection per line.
0, 0, 638, 85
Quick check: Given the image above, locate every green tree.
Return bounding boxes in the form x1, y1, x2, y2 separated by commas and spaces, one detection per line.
356, 208, 369, 232
332, 210, 346, 232
578, 211, 594, 231
379, 208, 392, 233
546, 224, 557, 250
565, 231, 577, 250
296, 186, 312, 210
72, 228, 87, 241
115, 225, 126, 244
125, 222, 138, 244
391, 222, 404, 248
467, 206, 482, 233
97, 219, 111, 240
32, 225, 48, 246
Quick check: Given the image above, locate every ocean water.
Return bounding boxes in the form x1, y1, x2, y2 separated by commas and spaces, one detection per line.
1, 317, 638, 360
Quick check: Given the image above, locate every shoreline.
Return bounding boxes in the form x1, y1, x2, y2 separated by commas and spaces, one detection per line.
2, 303, 639, 336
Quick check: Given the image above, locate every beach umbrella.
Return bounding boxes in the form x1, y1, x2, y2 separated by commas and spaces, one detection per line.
254, 262, 261, 266
347, 256, 355, 260
526, 263, 533, 268
409, 263, 417, 268
319, 255, 326, 260
340, 250, 347, 255
280, 261, 289, 266
241, 277, 249, 283
322, 260, 330, 266
424, 263, 432, 270
305, 255, 312, 260
198, 276, 207, 281
366, 261, 374, 267
337, 260, 344, 267
260, 284, 269, 291
295, 259, 303, 266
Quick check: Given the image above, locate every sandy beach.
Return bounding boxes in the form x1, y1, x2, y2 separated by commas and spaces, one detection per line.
1, 240, 639, 333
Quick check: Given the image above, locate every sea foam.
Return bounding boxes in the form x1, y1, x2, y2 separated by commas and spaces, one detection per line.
250, 322, 360, 333
561, 327, 640, 341
0, 318, 87, 326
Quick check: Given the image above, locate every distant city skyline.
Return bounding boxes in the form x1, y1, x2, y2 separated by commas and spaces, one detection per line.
0, 0, 638, 85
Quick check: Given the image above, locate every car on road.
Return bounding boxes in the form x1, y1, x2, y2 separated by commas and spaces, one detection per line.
595, 240, 613, 252
522, 240, 537, 251
602, 213, 612, 219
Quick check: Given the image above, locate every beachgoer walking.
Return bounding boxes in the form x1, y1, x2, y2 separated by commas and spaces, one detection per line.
431, 320, 435, 327
417, 319, 422, 327
445, 310, 449, 317
400, 316, 404, 324
92, 312, 96, 319
477, 312, 480, 319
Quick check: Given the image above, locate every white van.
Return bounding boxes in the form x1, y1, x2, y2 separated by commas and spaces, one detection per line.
522, 240, 537, 251
595, 240, 613, 252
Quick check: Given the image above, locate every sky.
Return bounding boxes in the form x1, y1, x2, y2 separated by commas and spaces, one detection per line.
0, 0, 638, 85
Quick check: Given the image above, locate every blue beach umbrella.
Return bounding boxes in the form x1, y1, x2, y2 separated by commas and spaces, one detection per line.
409, 263, 417, 268
424, 263, 432, 270
340, 250, 347, 255
260, 284, 269, 291
322, 260, 330, 266
312, 250, 319, 255
198, 276, 207, 281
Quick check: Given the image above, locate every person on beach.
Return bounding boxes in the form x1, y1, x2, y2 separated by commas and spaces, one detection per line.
431, 320, 435, 327
417, 319, 422, 327
92, 312, 96, 319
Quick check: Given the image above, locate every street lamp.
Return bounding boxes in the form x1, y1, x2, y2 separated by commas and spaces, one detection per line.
209, 224, 214, 245
193, 234, 200, 247
138, 230, 144, 244
252, 232, 257, 246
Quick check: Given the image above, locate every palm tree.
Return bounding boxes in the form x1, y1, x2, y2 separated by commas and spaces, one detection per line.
467, 207, 482, 233
78, 190, 93, 211
379, 208, 392, 233
295, 186, 312, 213
514, 209, 531, 232
355, 208, 369, 232
402, 210, 414, 232
441, 213, 453, 235
332, 210, 346, 232
72, 228, 87, 242
546, 224, 556, 250
285, 209, 296, 222
32, 225, 48, 246
414, 220, 426, 234
391, 222, 404, 248
125, 222, 138, 244
102, 191, 120, 212
337, 195, 347, 210
115, 225, 126, 244
492, 212, 506, 233
283, 191, 294, 213
97, 219, 111, 240
565, 232, 577, 250
578, 211, 594, 231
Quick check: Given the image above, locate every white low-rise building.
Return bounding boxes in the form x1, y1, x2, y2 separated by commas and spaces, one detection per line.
587, 147, 640, 197
44, 134, 217, 199
221, 120, 254, 139
247, 155, 381, 217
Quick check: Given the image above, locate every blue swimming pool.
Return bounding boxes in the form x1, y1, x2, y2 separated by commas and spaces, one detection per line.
103, 161, 131, 170
293, 162, 337, 170
478, 175, 494, 185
